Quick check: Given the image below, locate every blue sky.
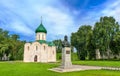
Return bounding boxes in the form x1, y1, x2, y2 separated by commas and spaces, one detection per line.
0, 0, 120, 41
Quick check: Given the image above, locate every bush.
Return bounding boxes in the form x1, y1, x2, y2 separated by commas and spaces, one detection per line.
71, 53, 79, 61
57, 53, 61, 60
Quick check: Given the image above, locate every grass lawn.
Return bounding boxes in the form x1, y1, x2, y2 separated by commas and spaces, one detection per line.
73, 60, 120, 67
0, 61, 120, 76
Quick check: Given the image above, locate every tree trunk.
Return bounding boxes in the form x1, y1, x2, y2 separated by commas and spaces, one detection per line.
76, 48, 80, 60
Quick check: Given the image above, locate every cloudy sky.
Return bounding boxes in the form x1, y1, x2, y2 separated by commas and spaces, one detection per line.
0, 0, 120, 41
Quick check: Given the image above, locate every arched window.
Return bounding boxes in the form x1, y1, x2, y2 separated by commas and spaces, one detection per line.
36, 46, 38, 50
44, 46, 45, 50
28, 46, 29, 51
42, 34, 44, 40
39, 34, 40, 40
53, 51, 54, 55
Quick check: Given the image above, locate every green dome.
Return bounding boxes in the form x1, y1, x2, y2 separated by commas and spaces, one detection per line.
35, 23, 47, 33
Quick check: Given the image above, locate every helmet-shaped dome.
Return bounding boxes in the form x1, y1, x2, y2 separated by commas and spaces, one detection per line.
35, 23, 47, 33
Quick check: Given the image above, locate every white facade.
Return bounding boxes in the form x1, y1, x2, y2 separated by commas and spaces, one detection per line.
24, 42, 56, 62
23, 24, 56, 62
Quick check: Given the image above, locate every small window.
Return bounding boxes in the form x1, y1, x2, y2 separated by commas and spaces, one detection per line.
36, 46, 38, 50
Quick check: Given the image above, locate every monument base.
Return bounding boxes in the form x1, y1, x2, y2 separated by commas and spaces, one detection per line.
61, 47, 72, 69
60, 64, 72, 69
49, 65, 102, 73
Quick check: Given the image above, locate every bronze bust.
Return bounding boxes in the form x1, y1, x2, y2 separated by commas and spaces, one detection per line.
62, 35, 70, 47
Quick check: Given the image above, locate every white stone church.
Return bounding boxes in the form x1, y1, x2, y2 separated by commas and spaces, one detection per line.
23, 22, 56, 62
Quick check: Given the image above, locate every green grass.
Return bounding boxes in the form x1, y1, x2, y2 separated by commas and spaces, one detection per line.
73, 60, 120, 67
0, 61, 120, 76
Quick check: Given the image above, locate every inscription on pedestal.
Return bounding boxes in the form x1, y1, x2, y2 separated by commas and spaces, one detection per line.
66, 50, 70, 54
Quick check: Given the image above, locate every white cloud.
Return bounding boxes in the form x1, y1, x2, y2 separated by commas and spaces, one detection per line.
33, 6, 76, 40
0, 0, 76, 41
1, 0, 120, 41
101, 0, 120, 21
41, 6, 75, 34
76, 0, 120, 27
10, 21, 34, 36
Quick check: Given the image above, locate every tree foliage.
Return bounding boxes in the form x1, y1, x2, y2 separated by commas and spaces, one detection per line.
53, 39, 62, 53
0, 28, 25, 60
71, 25, 93, 60
71, 16, 120, 60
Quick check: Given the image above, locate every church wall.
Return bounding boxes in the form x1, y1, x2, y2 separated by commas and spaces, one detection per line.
40, 43, 48, 62
24, 42, 56, 63
30, 42, 41, 62
52, 46, 56, 62
47, 46, 56, 62
24, 43, 31, 62
47, 47, 52, 62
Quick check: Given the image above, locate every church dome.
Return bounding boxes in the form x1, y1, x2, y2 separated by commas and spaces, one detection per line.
35, 23, 47, 33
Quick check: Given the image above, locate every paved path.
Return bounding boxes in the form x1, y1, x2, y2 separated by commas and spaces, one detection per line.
102, 67, 120, 71
49, 65, 120, 73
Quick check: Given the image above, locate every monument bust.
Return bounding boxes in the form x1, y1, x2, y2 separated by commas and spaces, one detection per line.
61, 35, 72, 69
62, 35, 70, 47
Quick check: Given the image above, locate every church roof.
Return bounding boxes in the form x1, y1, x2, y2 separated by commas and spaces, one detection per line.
37, 40, 55, 46
35, 23, 47, 33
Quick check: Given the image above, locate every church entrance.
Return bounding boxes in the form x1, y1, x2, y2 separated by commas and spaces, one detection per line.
34, 55, 37, 62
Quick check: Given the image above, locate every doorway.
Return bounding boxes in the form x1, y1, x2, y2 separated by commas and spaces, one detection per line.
34, 55, 37, 62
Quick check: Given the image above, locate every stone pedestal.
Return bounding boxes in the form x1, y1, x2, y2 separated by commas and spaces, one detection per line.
61, 47, 72, 69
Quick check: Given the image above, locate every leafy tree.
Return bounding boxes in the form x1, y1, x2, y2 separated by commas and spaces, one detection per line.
71, 16, 120, 60
93, 16, 120, 59
110, 31, 120, 58
71, 25, 93, 60
0, 28, 25, 60
53, 39, 62, 53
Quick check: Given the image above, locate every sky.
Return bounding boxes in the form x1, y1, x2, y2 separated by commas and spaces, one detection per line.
0, 0, 120, 41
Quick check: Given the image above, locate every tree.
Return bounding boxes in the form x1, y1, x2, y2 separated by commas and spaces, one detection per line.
0, 29, 10, 60
53, 39, 62, 53
71, 25, 93, 60
11, 34, 20, 41
110, 31, 120, 58
0, 28, 25, 60
93, 16, 120, 59
71, 16, 120, 60
71, 32, 80, 59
